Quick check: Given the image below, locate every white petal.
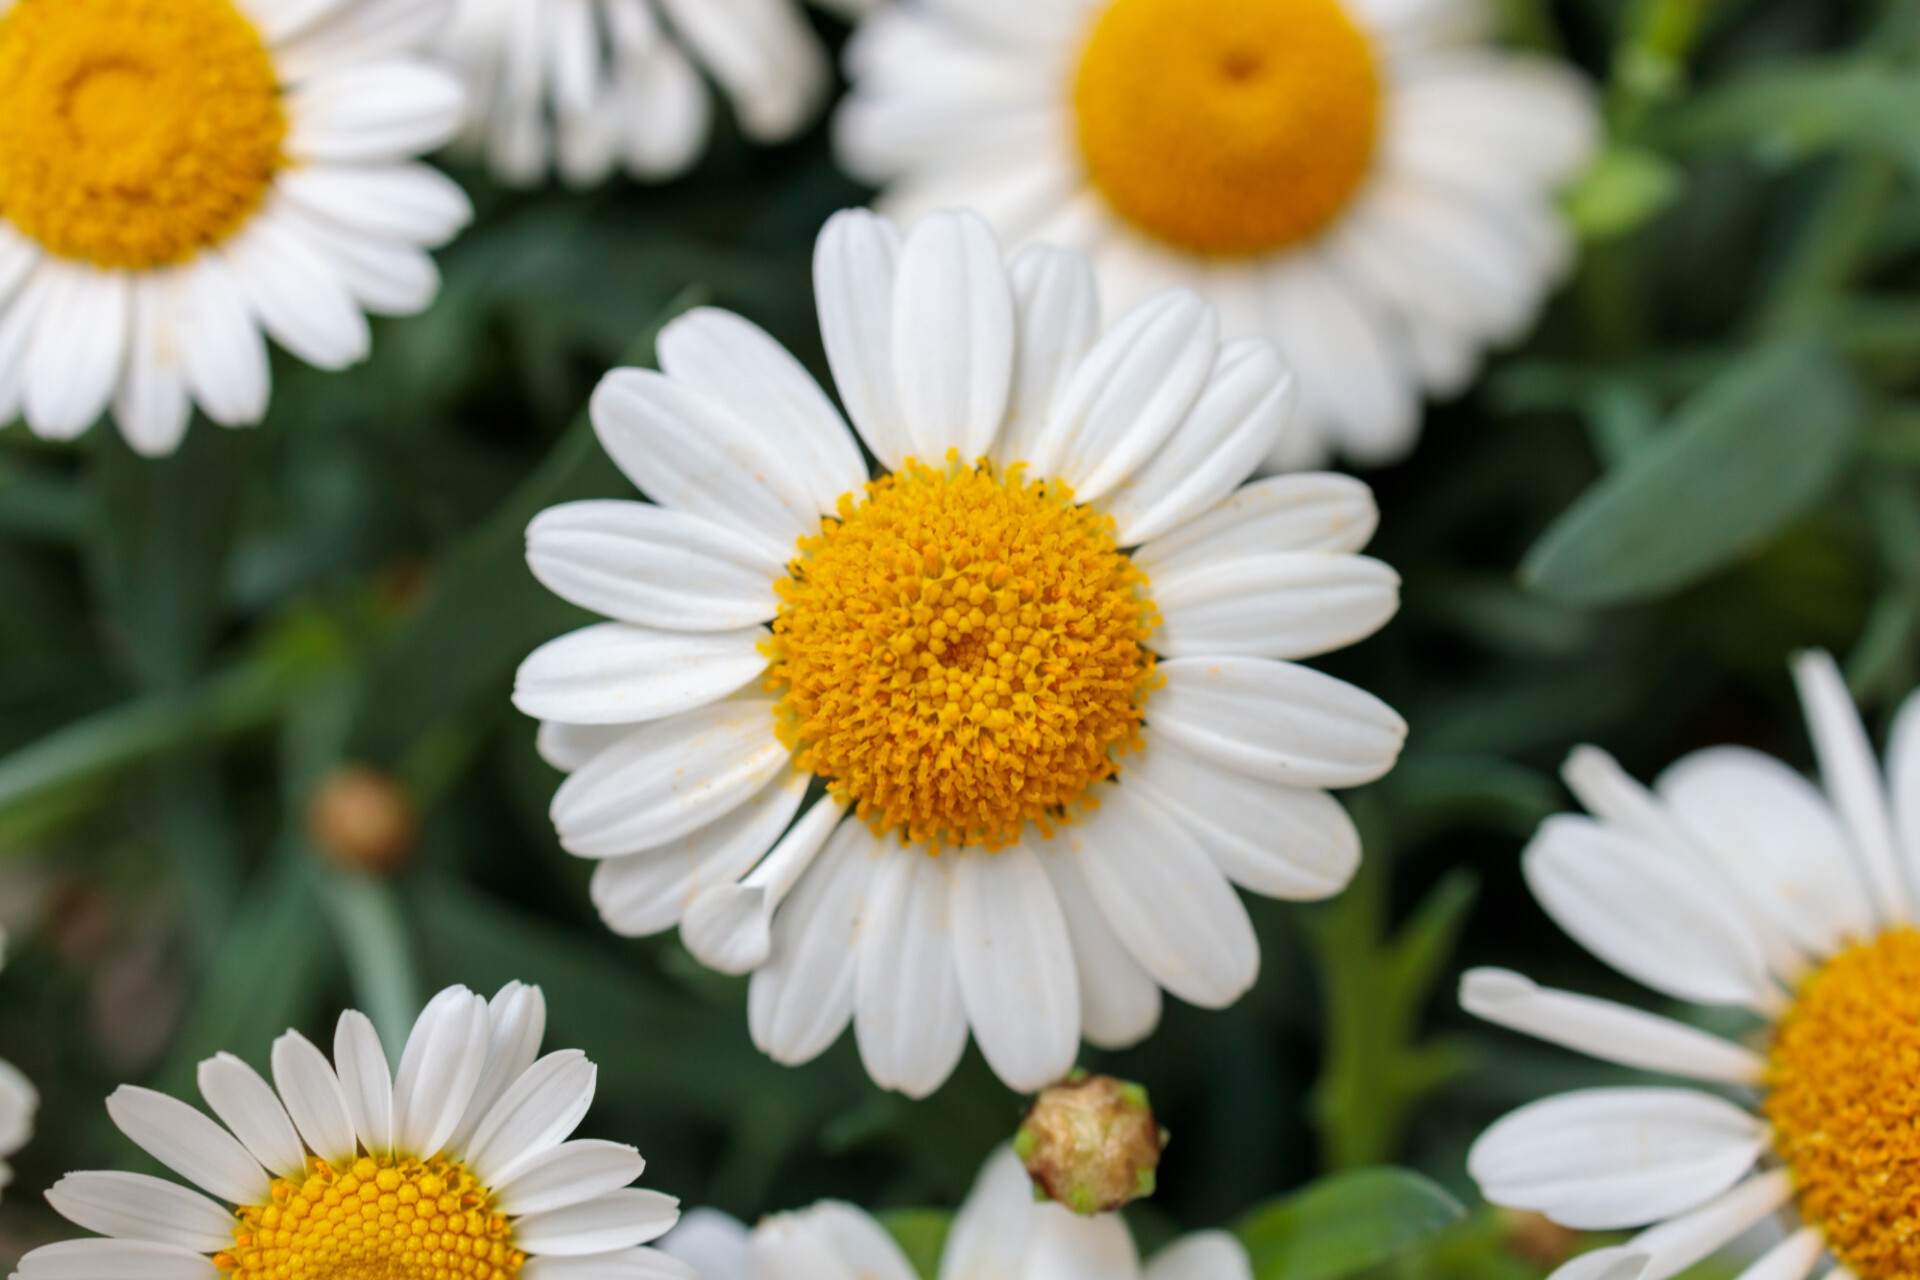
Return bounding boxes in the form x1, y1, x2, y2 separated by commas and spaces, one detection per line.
1036, 847, 1161, 1050
1523, 816, 1780, 1010
268, 202, 439, 317
393, 985, 491, 1159
1730, 1230, 1823, 1280
1468, 1088, 1765, 1229
656, 309, 868, 516
494, 1140, 646, 1216
996, 244, 1100, 469
589, 368, 820, 561
522, 1250, 696, 1280
15, 1240, 218, 1280
105, 1086, 270, 1206
115, 273, 192, 458
1103, 338, 1295, 546
1891, 689, 1920, 893
1626, 1173, 1794, 1280
748, 820, 882, 1066
890, 210, 1016, 462
178, 256, 271, 427
333, 1009, 395, 1157
1545, 1249, 1651, 1280
939, 1147, 1038, 1280
225, 211, 370, 370
1561, 747, 1701, 860
447, 981, 549, 1157
270, 1030, 358, 1167
466, 1050, 597, 1187
1025, 1206, 1143, 1280
1070, 784, 1259, 1008
1793, 649, 1911, 922
197, 1053, 308, 1179
1461, 970, 1765, 1084
657, 1209, 750, 1280
949, 845, 1080, 1092
44, 1173, 236, 1251
1152, 552, 1399, 662
515, 1189, 680, 1255
1145, 1233, 1253, 1280
24, 265, 128, 441
1656, 746, 1874, 959
1263, 253, 1420, 467
550, 698, 788, 858
1133, 474, 1379, 573
1151, 658, 1407, 788
855, 850, 968, 1098
814, 209, 910, 468
680, 795, 844, 975
1125, 739, 1360, 900
285, 61, 468, 163
589, 768, 809, 937
1029, 291, 1217, 503
538, 721, 632, 773
275, 164, 473, 248
514, 623, 769, 726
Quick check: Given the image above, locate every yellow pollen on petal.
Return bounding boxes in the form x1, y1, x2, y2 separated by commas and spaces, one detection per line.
217, 1155, 525, 1280
0, 0, 286, 269
1766, 928, 1920, 1280
766, 457, 1160, 851
1073, 0, 1380, 258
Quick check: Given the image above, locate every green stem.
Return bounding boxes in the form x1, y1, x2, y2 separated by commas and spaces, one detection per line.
318, 867, 421, 1058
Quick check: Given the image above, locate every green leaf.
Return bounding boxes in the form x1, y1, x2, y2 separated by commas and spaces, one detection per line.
1564, 147, 1684, 242
879, 1210, 952, 1280
1236, 1168, 1466, 1280
1521, 340, 1862, 605
1659, 63, 1920, 172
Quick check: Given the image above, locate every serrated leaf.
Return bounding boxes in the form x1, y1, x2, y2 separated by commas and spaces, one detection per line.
1236, 1168, 1465, 1280
1521, 340, 1861, 605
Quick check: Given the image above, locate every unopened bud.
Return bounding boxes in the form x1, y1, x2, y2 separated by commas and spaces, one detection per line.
1014, 1072, 1166, 1216
307, 766, 418, 875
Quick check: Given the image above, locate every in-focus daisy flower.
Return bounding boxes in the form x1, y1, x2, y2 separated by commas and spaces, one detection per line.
1464, 651, 1920, 1280
441, 0, 876, 188
835, 0, 1599, 467
515, 208, 1406, 1097
18, 983, 692, 1280
658, 1145, 1253, 1280
0, 931, 35, 1198
0, 0, 473, 456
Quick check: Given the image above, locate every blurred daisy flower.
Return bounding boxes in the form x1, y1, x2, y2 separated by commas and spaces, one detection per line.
515, 208, 1405, 1097
1465, 652, 1920, 1280
0, 0, 473, 457
835, 0, 1599, 467
0, 930, 34, 1199
660, 1144, 1252, 1280
441, 0, 876, 187
19, 983, 691, 1280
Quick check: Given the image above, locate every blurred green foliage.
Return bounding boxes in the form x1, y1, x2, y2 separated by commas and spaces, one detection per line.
0, 0, 1916, 1275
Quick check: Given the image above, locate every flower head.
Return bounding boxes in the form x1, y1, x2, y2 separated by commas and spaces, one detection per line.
515, 208, 1405, 1097
835, 0, 1599, 466
18, 983, 690, 1280
0, 0, 472, 455
1465, 651, 1920, 1280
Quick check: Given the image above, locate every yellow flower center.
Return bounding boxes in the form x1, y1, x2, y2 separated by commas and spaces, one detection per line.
1766, 928, 1920, 1280
768, 459, 1159, 850
0, 0, 286, 270
1073, 0, 1380, 258
216, 1156, 525, 1280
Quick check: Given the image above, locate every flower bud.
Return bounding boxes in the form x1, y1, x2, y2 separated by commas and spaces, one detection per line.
307, 766, 418, 875
1014, 1072, 1166, 1216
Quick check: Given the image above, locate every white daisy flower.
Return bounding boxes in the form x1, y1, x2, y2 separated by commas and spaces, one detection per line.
658, 1145, 1253, 1280
0, 930, 36, 1199
514, 207, 1406, 1097
0, 0, 474, 457
440, 0, 877, 188
1464, 651, 1920, 1280
834, 0, 1600, 467
17, 983, 692, 1280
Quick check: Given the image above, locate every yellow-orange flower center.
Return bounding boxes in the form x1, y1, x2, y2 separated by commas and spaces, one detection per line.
1073, 0, 1380, 258
0, 0, 286, 269
217, 1155, 525, 1280
768, 459, 1159, 850
1766, 928, 1920, 1280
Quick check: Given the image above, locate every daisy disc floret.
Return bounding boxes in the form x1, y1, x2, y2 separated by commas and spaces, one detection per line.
657, 1145, 1253, 1280
0, 0, 472, 456
515, 209, 1406, 1099
836, 0, 1600, 466
1464, 652, 1920, 1280
19, 983, 692, 1280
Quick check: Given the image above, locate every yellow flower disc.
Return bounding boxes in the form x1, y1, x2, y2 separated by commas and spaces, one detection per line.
768, 459, 1160, 850
218, 1156, 525, 1280
1767, 928, 1920, 1280
0, 0, 286, 270
1074, 0, 1381, 258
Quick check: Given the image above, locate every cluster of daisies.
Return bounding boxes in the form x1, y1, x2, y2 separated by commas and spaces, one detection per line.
0, 0, 1592, 462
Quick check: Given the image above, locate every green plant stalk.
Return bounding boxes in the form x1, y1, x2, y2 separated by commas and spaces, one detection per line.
318, 865, 422, 1057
